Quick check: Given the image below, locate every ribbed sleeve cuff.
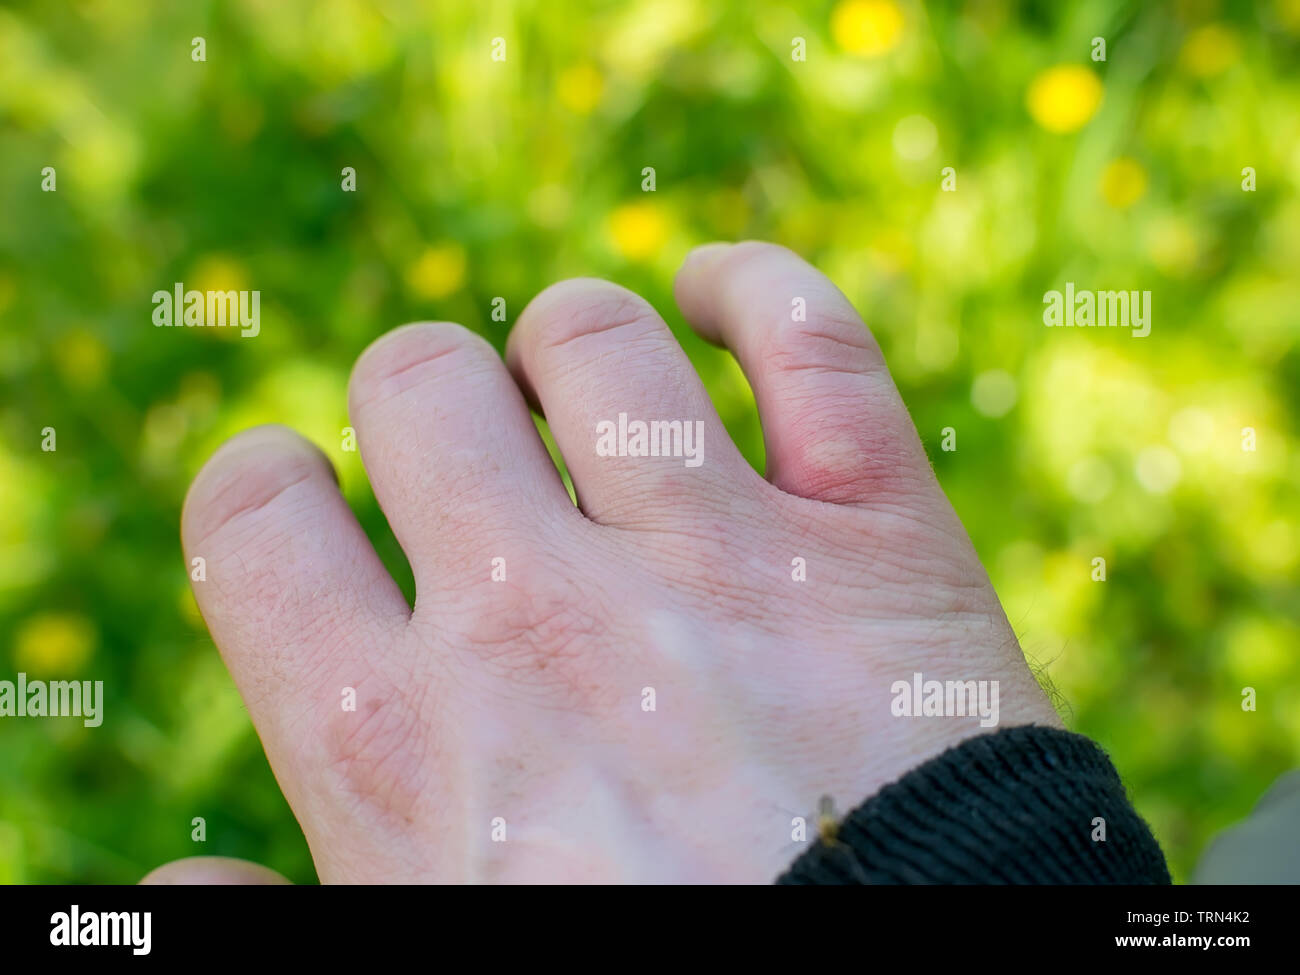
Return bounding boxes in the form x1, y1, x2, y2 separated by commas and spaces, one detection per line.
776, 725, 1171, 884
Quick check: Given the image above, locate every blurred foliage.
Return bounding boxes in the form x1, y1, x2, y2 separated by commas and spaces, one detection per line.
1, 0, 1298, 885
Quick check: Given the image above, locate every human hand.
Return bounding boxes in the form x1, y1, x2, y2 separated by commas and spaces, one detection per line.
150, 242, 1060, 884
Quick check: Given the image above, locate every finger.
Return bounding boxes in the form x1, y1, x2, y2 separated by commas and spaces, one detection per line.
182, 424, 410, 766
505, 279, 760, 526
140, 857, 292, 885
347, 322, 575, 593
673, 241, 933, 505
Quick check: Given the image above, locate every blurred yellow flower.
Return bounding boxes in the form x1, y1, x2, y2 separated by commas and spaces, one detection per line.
608, 202, 669, 260
190, 254, 249, 295
1101, 157, 1148, 208
1180, 24, 1240, 77
1026, 65, 1103, 133
831, 0, 904, 57
54, 328, 109, 389
406, 243, 467, 300
13, 613, 96, 676
557, 63, 604, 114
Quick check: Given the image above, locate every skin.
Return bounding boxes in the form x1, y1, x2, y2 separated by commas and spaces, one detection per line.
146, 241, 1061, 885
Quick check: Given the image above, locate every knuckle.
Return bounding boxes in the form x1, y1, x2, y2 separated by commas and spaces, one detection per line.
182, 429, 327, 554
520, 279, 662, 357
709, 241, 880, 377
350, 321, 493, 411
314, 672, 433, 826
760, 306, 874, 378
457, 566, 616, 705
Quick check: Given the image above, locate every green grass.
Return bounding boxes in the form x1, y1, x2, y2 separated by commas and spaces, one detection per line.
1, 0, 1298, 883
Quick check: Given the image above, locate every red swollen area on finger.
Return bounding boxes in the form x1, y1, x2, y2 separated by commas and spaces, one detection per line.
673, 241, 936, 507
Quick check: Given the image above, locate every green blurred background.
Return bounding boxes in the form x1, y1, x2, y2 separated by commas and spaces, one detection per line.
1, 0, 1298, 884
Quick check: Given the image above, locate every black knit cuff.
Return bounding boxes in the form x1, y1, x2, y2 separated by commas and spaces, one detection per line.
776, 725, 1171, 884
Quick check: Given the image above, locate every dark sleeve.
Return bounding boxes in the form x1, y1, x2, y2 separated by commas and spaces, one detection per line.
776, 725, 1171, 884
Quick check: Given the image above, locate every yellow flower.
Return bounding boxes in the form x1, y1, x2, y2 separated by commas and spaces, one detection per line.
13, 613, 96, 676
557, 63, 604, 114
1026, 65, 1103, 133
608, 202, 669, 261
1101, 157, 1148, 208
831, 0, 904, 57
190, 254, 249, 295
406, 243, 467, 300
1180, 24, 1240, 77
55, 329, 109, 389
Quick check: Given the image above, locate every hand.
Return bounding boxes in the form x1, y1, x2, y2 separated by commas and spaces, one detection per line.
150, 241, 1060, 884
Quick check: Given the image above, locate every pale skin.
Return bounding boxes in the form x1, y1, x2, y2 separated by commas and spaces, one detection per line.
142, 242, 1061, 885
